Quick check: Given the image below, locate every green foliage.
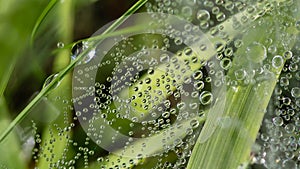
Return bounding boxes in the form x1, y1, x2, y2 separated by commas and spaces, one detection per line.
0, 0, 300, 169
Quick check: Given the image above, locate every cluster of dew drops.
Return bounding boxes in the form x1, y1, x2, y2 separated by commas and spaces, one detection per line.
257, 49, 300, 167
23, 0, 300, 169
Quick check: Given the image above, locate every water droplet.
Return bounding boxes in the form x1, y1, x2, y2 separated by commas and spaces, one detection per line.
220, 58, 232, 70
283, 51, 293, 60
57, 42, 64, 48
199, 91, 213, 105
216, 12, 226, 22
291, 87, 300, 98
71, 42, 84, 60
193, 70, 203, 80
280, 77, 289, 86
285, 123, 295, 133
190, 119, 199, 128
196, 10, 210, 21
181, 6, 193, 18
235, 69, 246, 80
42, 74, 60, 89
71, 41, 92, 63
160, 53, 170, 62
246, 42, 267, 63
272, 116, 283, 126
272, 55, 284, 69
215, 42, 226, 53
288, 62, 298, 72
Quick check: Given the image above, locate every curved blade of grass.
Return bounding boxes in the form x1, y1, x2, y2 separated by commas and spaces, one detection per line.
0, 0, 149, 143
30, 0, 58, 46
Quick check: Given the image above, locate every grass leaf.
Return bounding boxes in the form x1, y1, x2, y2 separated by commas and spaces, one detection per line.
30, 0, 58, 46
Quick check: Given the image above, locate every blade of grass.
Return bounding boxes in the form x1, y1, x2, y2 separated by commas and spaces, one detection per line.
30, 0, 58, 46
0, 0, 149, 143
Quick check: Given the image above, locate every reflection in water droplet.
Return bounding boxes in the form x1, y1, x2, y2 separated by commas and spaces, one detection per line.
71, 41, 93, 63
71, 42, 84, 60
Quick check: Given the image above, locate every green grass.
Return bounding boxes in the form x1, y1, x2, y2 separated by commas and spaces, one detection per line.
0, 0, 299, 168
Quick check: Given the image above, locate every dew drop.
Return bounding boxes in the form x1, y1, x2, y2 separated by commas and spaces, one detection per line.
272, 55, 284, 69
285, 123, 295, 133
42, 73, 60, 89
216, 12, 226, 22
71, 42, 84, 60
190, 119, 199, 128
288, 63, 298, 72
215, 42, 226, 53
196, 10, 210, 21
220, 58, 232, 70
246, 42, 267, 63
181, 6, 193, 18
160, 53, 170, 62
70, 41, 93, 63
193, 70, 203, 80
283, 51, 293, 60
272, 116, 283, 126
291, 87, 300, 98
235, 69, 246, 80
280, 77, 289, 87
199, 91, 213, 105
57, 42, 64, 48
